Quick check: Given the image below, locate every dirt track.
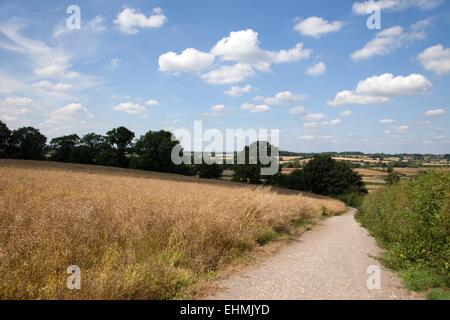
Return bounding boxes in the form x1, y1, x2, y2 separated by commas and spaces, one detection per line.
210, 209, 421, 300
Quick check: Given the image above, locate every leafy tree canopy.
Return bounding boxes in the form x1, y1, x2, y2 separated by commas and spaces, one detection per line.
131, 130, 181, 173
106, 126, 135, 167
9, 127, 47, 160
285, 155, 367, 196
49, 134, 80, 162
232, 141, 280, 184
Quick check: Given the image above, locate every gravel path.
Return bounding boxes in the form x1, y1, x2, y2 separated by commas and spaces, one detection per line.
210, 209, 421, 300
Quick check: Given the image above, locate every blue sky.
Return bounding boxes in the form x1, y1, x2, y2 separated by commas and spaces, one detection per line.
0, 0, 449, 153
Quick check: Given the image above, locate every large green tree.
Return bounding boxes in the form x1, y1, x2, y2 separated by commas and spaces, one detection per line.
0, 120, 11, 158
286, 155, 367, 196
9, 127, 47, 160
232, 141, 280, 184
106, 126, 135, 167
130, 130, 181, 173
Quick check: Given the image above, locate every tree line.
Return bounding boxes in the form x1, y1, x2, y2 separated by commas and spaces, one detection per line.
0, 120, 195, 174
0, 120, 367, 198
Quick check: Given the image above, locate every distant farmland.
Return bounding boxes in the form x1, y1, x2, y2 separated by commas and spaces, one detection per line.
279, 156, 450, 193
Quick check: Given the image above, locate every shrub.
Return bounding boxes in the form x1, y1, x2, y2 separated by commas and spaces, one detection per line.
174, 163, 197, 176
384, 170, 401, 185
196, 162, 223, 179
356, 172, 450, 292
281, 169, 304, 189
336, 193, 365, 208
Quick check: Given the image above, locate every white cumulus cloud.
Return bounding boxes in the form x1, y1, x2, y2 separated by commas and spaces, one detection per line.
384, 125, 409, 135
306, 62, 326, 76
114, 7, 167, 34
418, 44, 450, 75
304, 113, 325, 121
329, 119, 342, 126
145, 99, 160, 106
159, 48, 215, 73
2, 96, 32, 107
424, 108, 446, 116
114, 102, 146, 114
328, 73, 431, 106
294, 17, 342, 38
201, 63, 255, 85
268, 43, 312, 63
263, 91, 305, 105
241, 103, 270, 113
204, 104, 226, 117
46, 103, 92, 124
352, 0, 442, 15
328, 90, 390, 106
42, 103, 93, 134
32, 80, 73, 91
158, 29, 311, 84
303, 122, 320, 129
356, 73, 431, 96
211, 29, 311, 65
224, 84, 253, 97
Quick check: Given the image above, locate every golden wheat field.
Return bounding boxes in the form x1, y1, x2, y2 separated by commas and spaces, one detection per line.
0, 160, 345, 300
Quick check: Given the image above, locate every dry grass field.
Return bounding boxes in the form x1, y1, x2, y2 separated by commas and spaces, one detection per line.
0, 160, 345, 300
354, 168, 387, 193
354, 168, 388, 177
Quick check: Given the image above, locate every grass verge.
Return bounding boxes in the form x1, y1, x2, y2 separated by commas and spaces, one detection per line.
356, 172, 450, 300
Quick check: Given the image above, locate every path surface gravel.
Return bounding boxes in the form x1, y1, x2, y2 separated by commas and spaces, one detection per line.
210, 209, 421, 300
